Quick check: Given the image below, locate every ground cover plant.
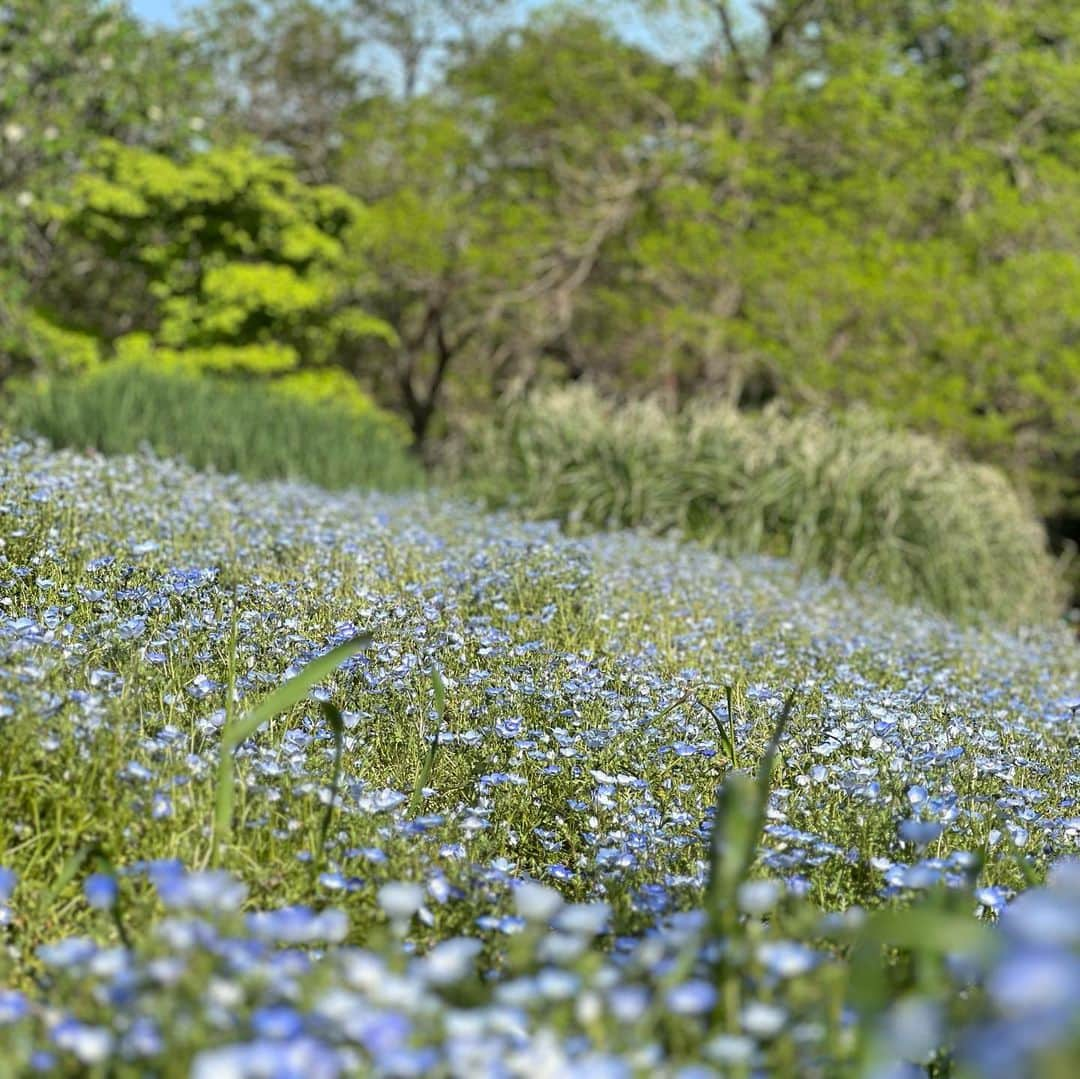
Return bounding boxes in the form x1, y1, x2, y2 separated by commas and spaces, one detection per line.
462, 386, 1066, 628
0, 438, 1078, 1077
4, 364, 423, 492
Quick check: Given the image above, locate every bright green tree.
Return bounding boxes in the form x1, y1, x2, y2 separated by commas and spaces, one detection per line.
36, 139, 393, 405
0, 0, 210, 378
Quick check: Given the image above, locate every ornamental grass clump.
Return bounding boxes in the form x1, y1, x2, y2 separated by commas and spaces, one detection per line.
4, 362, 423, 492
463, 385, 1065, 625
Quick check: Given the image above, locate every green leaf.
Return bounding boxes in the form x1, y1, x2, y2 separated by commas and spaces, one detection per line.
214, 633, 371, 856
315, 699, 347, 865
408, 664, 447, 818
222, 634, 371, 751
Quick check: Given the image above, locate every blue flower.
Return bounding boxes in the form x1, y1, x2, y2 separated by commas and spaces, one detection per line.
84, 873, 118, 910
251, 1005, 305, 1040
0, 866, 16, 904
0, 990, 29, 1025
666, 980, 718, 1016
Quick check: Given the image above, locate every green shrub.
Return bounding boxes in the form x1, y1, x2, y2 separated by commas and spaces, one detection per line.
5, 363, 423, 492
461, 385, 1065, 625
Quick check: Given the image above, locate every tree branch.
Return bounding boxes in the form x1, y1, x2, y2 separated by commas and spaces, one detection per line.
712, 1, 750, 85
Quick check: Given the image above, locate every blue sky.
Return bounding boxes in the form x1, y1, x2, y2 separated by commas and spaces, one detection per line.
128, 1, 735, 86
131, 0, 184, 23
130, 1, 757, 49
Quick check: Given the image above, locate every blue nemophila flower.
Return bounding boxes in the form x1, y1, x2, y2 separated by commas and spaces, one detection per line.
118, 1016, 162, 1059
37, 937, 98, 969
513, 880, 565, 922
317, 872, 363, 893
1000, 888, 1080, 946
250, 1005, 305, 1040
898, 819, 943, 847
741, 1001, 788, 1039
704, 1033, 755, 1066
83, 873, 118, 910
152, 867, 248, 912
537, 930, 590, 964
666, 980, 719, 1016
976, 884, 1008, 916
737, 879, 780, 915
554, 902, 610, 936
607, 984, 651, 1023
421, 937, 483, 986
758, 941, 820, 978
50, 1018, 113, 1064
988, 950, 1080, 1022
28, 1051, 56, 1073
0, 990, 29, 1025
0, 866, 16, 903
192, 1037, 343, 1079
354, 1010, 412, 1057
377, 882, 425, 923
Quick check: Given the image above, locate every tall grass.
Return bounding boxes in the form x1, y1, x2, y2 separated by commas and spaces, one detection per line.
5, 364, 424, 491
461, 385, 1065, 625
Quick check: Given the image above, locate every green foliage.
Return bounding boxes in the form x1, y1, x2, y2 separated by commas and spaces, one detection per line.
619, 1, 1080, 530
5, 364, 423, 492
462, 385, 1065, 625
34, 138, 393, 382
214, 634, 371, 859
0, 0, 210, 379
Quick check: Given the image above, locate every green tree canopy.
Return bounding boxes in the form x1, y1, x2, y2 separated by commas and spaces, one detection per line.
37, 139, 392, 393
0, 0, 210, 376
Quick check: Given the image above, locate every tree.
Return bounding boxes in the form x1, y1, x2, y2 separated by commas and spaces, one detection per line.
350, 0, 510, 99
0, 0, 210, 378
188, 0, 365, 181
335, 95, 526, 443
37, 139, 392, 398
334, 11, 695, 442
627, 0, 1080, 529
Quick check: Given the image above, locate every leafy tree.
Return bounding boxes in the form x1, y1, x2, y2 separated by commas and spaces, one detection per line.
627, 0, 1080, 532
188, 0, 365, 181
335, 95, 525, 443
336, 11, 696, 442
0, 0, 210, 378
349, 0, 510, 99
37, 139, 392, 403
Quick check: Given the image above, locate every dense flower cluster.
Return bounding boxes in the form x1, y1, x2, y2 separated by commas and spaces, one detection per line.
0, 441, 1076, 1075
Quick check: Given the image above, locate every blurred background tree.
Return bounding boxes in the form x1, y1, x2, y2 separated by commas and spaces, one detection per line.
36, 138, 394, 411
0, 0, 210, 376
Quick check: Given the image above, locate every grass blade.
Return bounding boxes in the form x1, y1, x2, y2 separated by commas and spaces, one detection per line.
706, 689, 797, 934
409, 664, 447, 818
315, 700, 346, 865
693, 694, 736, 766
213, 633, 372, 857
221, 634, 372, 751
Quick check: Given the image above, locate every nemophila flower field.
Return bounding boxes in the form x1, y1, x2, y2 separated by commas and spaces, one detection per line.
0, 440, 1077, 1078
